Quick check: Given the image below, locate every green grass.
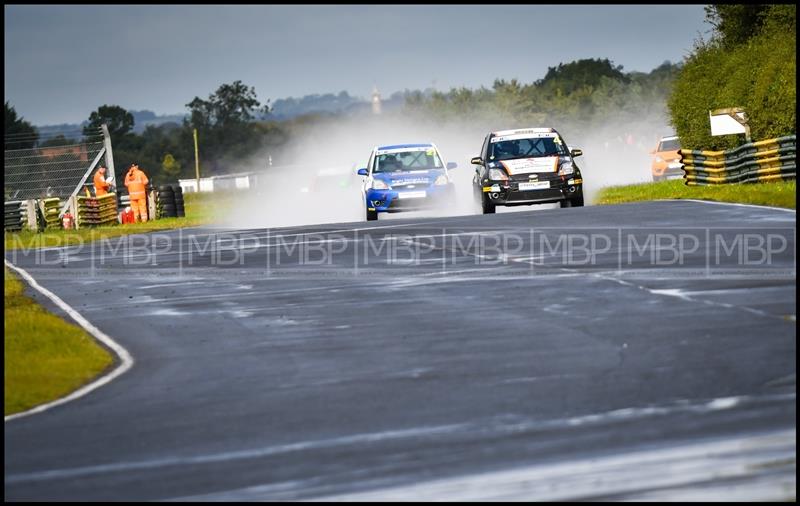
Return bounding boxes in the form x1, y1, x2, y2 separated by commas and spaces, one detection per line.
3, 190, 244, 415
3, 191, 240, 415
4, 267, 114, 416
595, 179, 796, 209
4, 190, 238, 250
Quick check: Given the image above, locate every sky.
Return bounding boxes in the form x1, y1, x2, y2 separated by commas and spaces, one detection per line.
4, 5, 710, 126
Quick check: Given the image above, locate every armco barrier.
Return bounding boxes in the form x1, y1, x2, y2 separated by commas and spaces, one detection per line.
679, 135, 796, 185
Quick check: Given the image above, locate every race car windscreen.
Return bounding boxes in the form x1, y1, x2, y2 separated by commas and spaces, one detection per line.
658, 138, 681, 151
374, 149, 444, 173
490, 136, 569, 161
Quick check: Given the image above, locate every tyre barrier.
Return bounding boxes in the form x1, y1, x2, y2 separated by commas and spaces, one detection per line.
4, 200, 26, 232
156, 185, 178, 218
118, 192, 130, 209
679, 135, 796, 186
174, 186, 185, 217
37, 198, 62, 230
72, 193, 118, 228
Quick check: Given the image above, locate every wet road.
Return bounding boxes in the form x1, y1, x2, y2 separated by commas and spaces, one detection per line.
4, 200, 796, 501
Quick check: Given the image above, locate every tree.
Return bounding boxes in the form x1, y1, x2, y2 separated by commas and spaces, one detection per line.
84, 105, 135, 140
5, 102, 39, 150
184, 80, 270, 173
537, 58, 629, 94
669, 5, 795, 149
186, 80, 267, 129
161, 153, 182, 179
704, 4, 770, 48
704, 5, 796, 48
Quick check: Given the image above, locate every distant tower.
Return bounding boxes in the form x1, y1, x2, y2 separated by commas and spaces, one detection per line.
371, 85, 382, 115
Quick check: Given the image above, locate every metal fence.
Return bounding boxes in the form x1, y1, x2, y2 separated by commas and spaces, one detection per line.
4, 128, 106, 200
679, 135, 796, 185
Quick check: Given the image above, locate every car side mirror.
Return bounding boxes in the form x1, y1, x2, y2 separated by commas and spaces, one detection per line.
357, 168, 368, 176
470, 156, 483, 165
570, 149, 583, 158
446, 162, 457, 170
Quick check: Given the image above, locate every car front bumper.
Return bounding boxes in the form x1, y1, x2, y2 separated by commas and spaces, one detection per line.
479, 177, 583, 206
653, 162, 684, 180
366, 184, 455, 213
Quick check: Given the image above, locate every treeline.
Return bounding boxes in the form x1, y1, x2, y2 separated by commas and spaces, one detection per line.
6, 58, 684, 186
401, 58, 681, 141
8, 8, 793, 188
5, 83, 293, 185
668, 5, 796, 149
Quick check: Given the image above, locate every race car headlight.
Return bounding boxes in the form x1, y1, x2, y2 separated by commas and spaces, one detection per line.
488, 168, 508, 181
558, 162, 575, 176
434, 175, 449, 186
371, 179, 391, 190
655, 156, 664, 163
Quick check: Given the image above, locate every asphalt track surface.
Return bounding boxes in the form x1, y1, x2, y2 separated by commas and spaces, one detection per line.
4, 201, 796, 501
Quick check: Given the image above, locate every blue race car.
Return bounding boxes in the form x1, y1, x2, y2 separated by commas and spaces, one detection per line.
357, 143, 457, 221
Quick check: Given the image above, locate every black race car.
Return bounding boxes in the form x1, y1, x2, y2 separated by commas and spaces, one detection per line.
471, 127, 584, 214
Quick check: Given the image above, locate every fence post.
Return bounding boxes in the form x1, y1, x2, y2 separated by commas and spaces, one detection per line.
25, 199, 37, 231
70, 195, 80, 230
58, 146, 105, 219
101, 124, 116, 188
194, 128, 200, 193
148, 189, 157, 221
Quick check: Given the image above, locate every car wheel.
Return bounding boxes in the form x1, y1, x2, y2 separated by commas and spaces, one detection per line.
560, 199, 573, 208
481, 193, 496, 214
366, 208, 378, 221
570, 193, 584, 207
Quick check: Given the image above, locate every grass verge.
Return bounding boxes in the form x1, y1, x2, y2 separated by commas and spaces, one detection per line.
595, 179, 796, 209
4, 267, 114, 416
4, 190, 237, 250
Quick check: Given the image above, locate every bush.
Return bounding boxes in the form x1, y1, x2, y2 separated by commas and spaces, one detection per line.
668, 9, 796, 150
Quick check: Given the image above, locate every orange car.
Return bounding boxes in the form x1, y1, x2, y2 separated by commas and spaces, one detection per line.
650, 135, 682, 181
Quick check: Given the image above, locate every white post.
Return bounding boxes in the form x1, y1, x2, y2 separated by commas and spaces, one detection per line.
25, 199, 37, 231
148, 189, 157, 221
194, 128, 200, 191
101, 124, 116, 187
70, 195, 80, 230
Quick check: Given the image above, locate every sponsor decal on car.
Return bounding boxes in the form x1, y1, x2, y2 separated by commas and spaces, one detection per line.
398, 191, 426, 199
518, 181, 551, 191
499, 156, 558, 175
492, 128, 553, 137
376, 146, 434, 155
390, 177, 429, 185
491, 132, 560, 143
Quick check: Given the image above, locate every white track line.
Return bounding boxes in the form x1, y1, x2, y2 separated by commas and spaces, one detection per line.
4, 259, 134, 422
664, 199, 796, 213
